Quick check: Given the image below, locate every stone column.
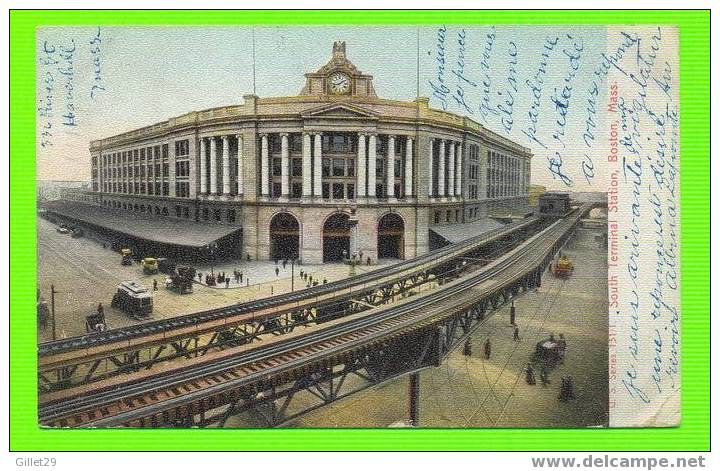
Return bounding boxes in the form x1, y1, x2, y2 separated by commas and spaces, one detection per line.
222, 136, 230, 195
404, 137, 413, 197
208, 137, 217, 195
199, 138, 207, 194
188, 137, 197, 198
356, 133, 366, 197
448, 141, 456, 197
427, 138, 434, 197
313, 133, 322, 197
236, 134, 244, 195
169, 141, 176, 197
438, 140, 445, 197
260, 134, 269, 196
367, 134, 377, 197
386, 135, 395, 198
302, 133, 312, 197
455, 143, 462, 197
280, 133, 290, 197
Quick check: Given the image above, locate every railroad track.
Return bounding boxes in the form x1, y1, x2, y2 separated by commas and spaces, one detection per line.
39, 206, 589, 428
38, 216, 549, 391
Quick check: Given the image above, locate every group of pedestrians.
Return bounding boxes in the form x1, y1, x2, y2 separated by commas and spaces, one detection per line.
195, 269, 248, 288
298, 269, 327, 288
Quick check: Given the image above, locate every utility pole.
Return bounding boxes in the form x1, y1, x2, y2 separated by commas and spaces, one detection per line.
50, 284, 57, 341
408, 372, 420, 427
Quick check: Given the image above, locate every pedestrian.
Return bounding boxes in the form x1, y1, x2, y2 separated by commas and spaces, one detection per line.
513, 325, 521, 341
246, 278, 249, 286
239, 272, 243, 283
323, 278, 327, 284
540, 367, 550, 387
97, 303, 104, 315
246, 253, 251, 262
275, 267, 279, 277
282, 259, 287, 269
300, 269, 304, 279
226, 278, 230, 288
484, 338, 491, 360
510, 301, 516, 326
525, 364, 536, 385
153, 279, 158, 291
463, 339, 472, 356
559, 376, 575, 401
198, 272, 203, 282
557, 333, 567, 360
367, 256, 371, 266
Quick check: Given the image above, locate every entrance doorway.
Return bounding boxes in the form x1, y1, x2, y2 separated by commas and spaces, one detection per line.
269, 212, 300, 261
323, 213, 350, 262
378, 213, 405, 259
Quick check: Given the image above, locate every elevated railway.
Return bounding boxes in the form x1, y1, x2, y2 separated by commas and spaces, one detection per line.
38, 216, 550, 392
39, 204, 593, 428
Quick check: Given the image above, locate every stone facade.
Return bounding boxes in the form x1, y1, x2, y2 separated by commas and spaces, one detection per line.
88, 42, 532, 264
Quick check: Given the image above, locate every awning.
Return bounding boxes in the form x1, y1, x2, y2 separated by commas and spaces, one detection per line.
429, 218, 508, 245
42, 200, 241, 248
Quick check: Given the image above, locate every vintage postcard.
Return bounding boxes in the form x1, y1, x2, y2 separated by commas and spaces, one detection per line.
34, 24, 680, 430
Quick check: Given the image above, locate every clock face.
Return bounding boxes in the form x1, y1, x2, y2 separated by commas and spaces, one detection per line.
328, 72, 350, 94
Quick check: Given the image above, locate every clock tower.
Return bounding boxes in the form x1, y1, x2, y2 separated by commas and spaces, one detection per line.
300, 41, 377, 97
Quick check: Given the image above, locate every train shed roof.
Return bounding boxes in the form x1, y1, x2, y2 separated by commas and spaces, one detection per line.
42, 200, 240, 248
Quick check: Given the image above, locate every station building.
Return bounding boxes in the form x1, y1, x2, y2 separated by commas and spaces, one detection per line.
79, 42, 532, 264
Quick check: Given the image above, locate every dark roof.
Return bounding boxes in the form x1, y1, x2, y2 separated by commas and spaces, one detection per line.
430, 219, 508, 245
43, 200, 240, 248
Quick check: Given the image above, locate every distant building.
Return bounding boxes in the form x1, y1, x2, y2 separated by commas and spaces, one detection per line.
37, 180, 89, 203
528, 184, 546, 207
80, 42, 532, 263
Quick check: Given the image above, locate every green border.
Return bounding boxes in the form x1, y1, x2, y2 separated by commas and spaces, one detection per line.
10, 10, 710, 451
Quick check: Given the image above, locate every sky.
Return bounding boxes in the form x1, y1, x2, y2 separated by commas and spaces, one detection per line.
36, 25, 610, 190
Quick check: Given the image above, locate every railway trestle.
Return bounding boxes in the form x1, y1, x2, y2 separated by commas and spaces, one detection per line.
38, 219, 548, 393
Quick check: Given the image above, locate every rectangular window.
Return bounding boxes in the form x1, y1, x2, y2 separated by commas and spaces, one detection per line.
322, 158, 331, 177
272, 158, 282, 177
175, 140, 189, 156
290, 134, 302, 153
322, 182, 330, 199
332, 159, 345, 177
272, 182, 282, 197
291, 158, 302, 177
291, 182, 302, 198
227, 209, 236, 223
214, 209, 221, 222
332, 183, 344, 199
434, 211, 441, 224
270, 136, 281, 153
202, 208, 209, 220
347, 159, 355, 177
347, 183, 355, 200
183, 207, 189, 219
394, 159, 402, 178
175, 206, 181, 217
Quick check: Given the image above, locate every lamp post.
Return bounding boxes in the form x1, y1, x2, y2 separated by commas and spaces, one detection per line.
207, 242, 217, 276
291, 258, 295, 292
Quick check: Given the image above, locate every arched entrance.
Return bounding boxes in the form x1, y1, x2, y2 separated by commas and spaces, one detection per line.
323, 213, 350, 262
378, 213, 405, 259
269, 212, 300, 261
